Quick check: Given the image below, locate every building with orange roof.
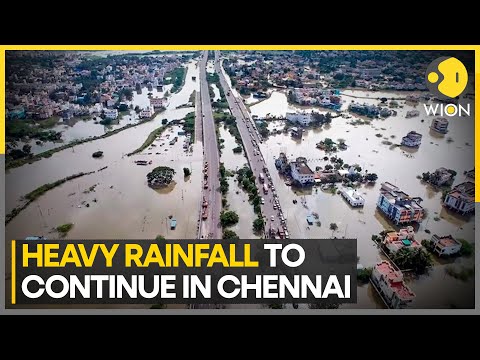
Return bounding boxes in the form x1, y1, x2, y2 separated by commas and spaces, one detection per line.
371, 260, 415, 309
431, 234, 462, 256
383, 226, 422, 253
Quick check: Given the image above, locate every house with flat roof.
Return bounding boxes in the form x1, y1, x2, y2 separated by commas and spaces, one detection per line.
377, 182, 424, 225
104, 108, 118, 120
401, 131, 422, 147
431, 234, 462, 256
290, 157, 314, 185
371, 260, 415, 309
340, 188, 365, 207
286, 112, 312, 126
430, 117, 449, 134
444, 181, 474, 214
383, 226, 422, 253
150, 97, 164, 108
430, 167, 454, 186
139, 106, 154, 119
290, 126, 302, 138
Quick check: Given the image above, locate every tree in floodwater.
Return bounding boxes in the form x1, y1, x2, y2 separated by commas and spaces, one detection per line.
147, 166, 175, 188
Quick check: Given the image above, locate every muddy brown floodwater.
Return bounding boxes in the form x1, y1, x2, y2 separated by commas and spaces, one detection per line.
5, 56, 476, 310
247, 88, 475, 309
6, 61, 203, 245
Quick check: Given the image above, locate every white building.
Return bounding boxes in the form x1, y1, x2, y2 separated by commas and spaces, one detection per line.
286, 112, 312, 126
371, 260, 415, 309
104, 108, 118, 120
290, 126, 302, 138
340, 187, 365, 207
106, 98, 116, 108
89, 103, 103, 115
431, 234, 462, 256
140, 106, 154, 119
290, 157, 314, 185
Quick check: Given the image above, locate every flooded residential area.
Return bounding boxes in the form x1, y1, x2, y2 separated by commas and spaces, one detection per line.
5, 49, 476, 309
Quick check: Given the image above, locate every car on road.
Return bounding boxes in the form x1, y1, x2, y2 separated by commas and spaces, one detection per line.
261, 197, 265, 204
271, 215, 275, 221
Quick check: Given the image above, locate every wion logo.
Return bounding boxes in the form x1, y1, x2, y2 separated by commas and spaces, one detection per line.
424, 56, 470, 117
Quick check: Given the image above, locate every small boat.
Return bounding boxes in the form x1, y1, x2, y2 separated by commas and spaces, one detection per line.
170, 218, 177, 230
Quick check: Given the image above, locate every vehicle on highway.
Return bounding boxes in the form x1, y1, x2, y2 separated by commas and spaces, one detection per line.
259, 173, 265, 183
263, 183, 269, 194
271, 215, 275, 221
261, 197, 265, 204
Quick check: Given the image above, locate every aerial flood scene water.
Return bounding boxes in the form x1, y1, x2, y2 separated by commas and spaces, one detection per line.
5, 49, 476, 309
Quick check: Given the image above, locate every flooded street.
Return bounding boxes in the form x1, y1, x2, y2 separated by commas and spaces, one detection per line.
248, 89, 475, 308
20, 85, 175, 156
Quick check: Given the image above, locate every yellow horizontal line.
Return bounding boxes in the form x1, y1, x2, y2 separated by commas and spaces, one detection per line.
1, 45, 480, 50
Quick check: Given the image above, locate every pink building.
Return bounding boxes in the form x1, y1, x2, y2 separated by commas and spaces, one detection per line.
383, 226, 422, 253
371, 261, 415, 309
150, 97, 164, 108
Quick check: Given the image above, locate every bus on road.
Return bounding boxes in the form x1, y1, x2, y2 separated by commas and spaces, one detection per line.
259, 173, 265, 183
